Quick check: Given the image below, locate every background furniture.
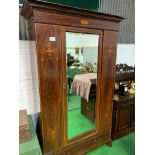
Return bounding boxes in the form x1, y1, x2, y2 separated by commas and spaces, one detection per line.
19, 116, 42, 155
112, 94, 135, 140
67, 54, 75, 67
21, 0, 123, 154
111, 64, 135, 140
115, 64, 135, 82
19, 110, 30, 144
81, 83, 96, 122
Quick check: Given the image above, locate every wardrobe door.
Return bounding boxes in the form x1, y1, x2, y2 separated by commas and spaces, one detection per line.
64, 27, 103, 143
99, 31, 118, 131
35, 23, 65, 153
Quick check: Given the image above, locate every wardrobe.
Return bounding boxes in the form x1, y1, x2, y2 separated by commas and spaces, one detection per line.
21, 0, 124, 154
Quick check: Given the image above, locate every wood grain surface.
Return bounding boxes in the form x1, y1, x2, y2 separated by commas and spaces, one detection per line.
21, 0, 124, 154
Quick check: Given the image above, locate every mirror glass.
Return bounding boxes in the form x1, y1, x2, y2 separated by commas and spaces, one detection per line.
66, 32, 99, 139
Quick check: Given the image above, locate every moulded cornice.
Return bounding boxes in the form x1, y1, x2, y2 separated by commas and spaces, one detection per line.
21, 0, 125, 23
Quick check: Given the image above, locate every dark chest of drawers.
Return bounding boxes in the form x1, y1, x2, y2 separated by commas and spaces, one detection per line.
111, 94, 135, 140
81, 84, 96, 122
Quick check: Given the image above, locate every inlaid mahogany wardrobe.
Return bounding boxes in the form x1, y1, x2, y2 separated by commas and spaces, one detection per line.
21, 0, 124, 154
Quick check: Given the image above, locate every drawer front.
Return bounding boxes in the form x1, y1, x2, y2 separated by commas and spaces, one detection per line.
50, 129, 111, 155
118, 99, 135, 107
81, 98, 95, 122
81, 104, 95, 122
81, 98, 95, 110
118, 105, 131, 130
112, 98, 135, 139
130, 103, 135, 125
70, 129, 111, 155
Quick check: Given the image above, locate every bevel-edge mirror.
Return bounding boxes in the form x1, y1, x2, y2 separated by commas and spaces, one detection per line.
65, 28, 102, 141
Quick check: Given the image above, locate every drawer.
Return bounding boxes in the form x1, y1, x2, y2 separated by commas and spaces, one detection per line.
53, 129, 111, 155
81, 103, 95, 122
70, 133, 108, 155
81, 98, 95, 111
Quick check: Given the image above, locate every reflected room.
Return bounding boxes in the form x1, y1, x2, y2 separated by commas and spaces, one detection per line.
66, 32, 99, 139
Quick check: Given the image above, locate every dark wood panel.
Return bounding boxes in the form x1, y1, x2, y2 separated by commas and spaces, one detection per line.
114, 94, 135, 104
65, 26, 103, 34
130, 103, 135, 126
118, 105, 131, 130
99, 31, 118, 130
112, 126, 134, 140
48, 129, 111, 155
112, 94, 135, 140
35, 23, 64, 153
34, 11, 119, 31
81, 97, 96, 122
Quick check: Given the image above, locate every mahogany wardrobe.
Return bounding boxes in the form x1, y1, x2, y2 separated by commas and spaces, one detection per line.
21, 0, 124, 154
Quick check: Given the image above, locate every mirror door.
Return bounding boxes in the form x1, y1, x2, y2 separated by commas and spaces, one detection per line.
64, 28, 102, 141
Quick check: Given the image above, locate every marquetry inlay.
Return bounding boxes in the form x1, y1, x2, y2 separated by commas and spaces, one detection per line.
108, 45, 113, 53
80, 19, 89, 25
40, 41, 58, 63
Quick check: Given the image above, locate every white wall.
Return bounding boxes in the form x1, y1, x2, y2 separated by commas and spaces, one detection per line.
19, 40, 135, 114
117, 44, 135, 66
19, 41, 40, 115
83, 47, 98, 66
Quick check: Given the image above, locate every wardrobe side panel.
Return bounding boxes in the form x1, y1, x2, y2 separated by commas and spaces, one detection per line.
99, 31, 118, 130
35, 23, 64, 153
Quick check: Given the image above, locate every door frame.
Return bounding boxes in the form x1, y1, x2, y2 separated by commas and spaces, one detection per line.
61, 26, 104, 145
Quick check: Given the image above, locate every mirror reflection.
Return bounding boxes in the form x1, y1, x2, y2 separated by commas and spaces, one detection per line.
66, 32, 99, 139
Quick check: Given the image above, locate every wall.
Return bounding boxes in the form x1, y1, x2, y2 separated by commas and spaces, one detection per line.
116, 44, 135, 66
99, 0, 135, 66
99, 0, 135, 44
83, 47, 98, 67
19, 41, 40, 112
